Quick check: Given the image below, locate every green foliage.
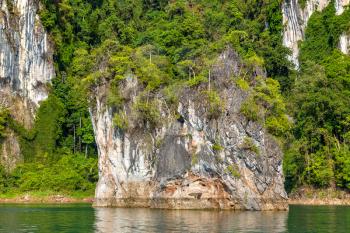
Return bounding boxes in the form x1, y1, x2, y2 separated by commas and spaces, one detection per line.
0, 165, 8, 192
283, 142, 306, 193
240, 77, 291, 137
212, 143, 223, 152
226, 165, 241, 178
39, 0, 291, 90
235, 78, 250, 91
32, 95, 66, 158
241, 97, 261, 122
304, 152, 334, 188
107, 85, 124, 108
113, 111, 129, 131
300, 6, 350, 64
0, 154, 97, 194
162, 83, 182, 107
133, 98, 161, 128
298, 0, 307, 9
186, 75, 208, 87
191, 153, 199, 166
283, 6, 350, 191
334, 145, 350, 189
36, 0, 292, 152
0, 109, 9, 139
202, 90, 224, 119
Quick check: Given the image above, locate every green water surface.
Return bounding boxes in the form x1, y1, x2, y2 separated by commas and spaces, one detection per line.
0, 204, 349, 232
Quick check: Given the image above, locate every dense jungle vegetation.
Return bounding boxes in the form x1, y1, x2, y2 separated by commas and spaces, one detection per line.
0, 0, 349, 195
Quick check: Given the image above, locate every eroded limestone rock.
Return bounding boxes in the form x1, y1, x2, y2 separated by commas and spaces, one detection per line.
91, 49, 288, 210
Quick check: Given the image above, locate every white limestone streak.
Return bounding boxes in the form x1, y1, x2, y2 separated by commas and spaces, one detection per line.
282, 0, 330, 68
337, 0, 350, 55
335, 0, 350, 15
339, 33, 350, 54
0, 0, 54, 106
283, 0, 350, 67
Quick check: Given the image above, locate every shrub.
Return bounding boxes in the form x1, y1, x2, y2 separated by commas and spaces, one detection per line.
334, 145, 350, 189
5, 154, 98, 194
226, 165, 241, 178
265, 115, 291, 137
0, 109, 9, 139
240, 98, 261, 122
304, 152, 334, 188
240, 137, 260, 155
0, 165, 9, 192
212, 143, 223, 152
235, 78, 250, 91
202, 90, 224, 119
191, 153, 199, 165
186, 75, 208, 87
133, 98, 160, 128
113, 111, 129, 131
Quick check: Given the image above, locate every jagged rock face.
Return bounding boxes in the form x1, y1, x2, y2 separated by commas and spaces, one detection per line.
91, 50, 288, 210
0, 0, 54, 107
0, 0, 54, 169
282, 0, 350, 67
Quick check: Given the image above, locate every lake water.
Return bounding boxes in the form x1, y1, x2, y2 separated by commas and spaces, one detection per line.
0, 204, 349, 232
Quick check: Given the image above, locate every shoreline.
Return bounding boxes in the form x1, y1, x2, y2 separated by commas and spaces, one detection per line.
287, 187, 350, 206
288, 198, 350, 206
1, 195, 350, 206
0, 194, 94, 204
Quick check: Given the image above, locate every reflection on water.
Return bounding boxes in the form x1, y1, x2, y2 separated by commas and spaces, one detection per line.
1, 204, 350, 232
288, 205, 350, 233
0, 204, 95, 233
94, 208, 288, 233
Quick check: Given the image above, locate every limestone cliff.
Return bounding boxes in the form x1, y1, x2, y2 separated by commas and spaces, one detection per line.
282, 0, 350, 67
0, 0, 54, 169
91, 49, 288, 210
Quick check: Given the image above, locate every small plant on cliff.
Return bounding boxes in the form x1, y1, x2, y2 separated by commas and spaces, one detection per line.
240, 137, 260, 155
0, 109, 9, 139
226, 165, 241, 178
212, 143, 223, 152
186, 75, 208, 87
298, 0, 307, 9
5, 0, 14, 14
113, 111, 129, 131
107, 85, 124, 109
202, 90, 224, 119
191, 153, 199, 165
240, 97, 262, 122
133, 98, 160, 128
240, 77, 291, 137
235, 78, 250, 91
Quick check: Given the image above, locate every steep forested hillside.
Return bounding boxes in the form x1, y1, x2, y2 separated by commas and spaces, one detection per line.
0, 0, 349, 197
284, 4, 350, 192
